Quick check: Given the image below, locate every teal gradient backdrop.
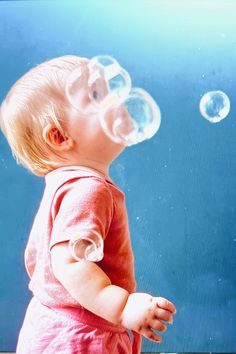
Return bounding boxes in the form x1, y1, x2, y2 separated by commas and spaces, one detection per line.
0, 0, 236, 352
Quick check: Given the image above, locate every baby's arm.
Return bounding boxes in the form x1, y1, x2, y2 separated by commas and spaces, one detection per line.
51, 241, 176, 343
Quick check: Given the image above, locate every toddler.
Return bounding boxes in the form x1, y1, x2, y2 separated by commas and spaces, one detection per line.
0, 54, 176, 353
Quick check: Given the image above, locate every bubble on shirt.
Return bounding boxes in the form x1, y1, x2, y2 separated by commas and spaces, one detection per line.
69, 230, 104, 262
199, 90, 230, 123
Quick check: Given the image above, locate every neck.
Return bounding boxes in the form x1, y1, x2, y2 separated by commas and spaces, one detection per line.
62, 156, 110, 178
54, 137, 125, 178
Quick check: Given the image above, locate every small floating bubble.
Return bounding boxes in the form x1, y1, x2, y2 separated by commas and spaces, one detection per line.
199, 90, 230, 123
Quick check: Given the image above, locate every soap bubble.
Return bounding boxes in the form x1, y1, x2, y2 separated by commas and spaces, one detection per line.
111, 88, 161, 146
69, 230, 104, 262
199, 90, 230, 123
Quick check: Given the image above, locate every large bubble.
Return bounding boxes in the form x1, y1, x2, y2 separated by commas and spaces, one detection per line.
199, 90, 230, 123
101, 88, 161, 146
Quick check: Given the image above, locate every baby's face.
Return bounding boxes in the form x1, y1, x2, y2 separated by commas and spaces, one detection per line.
64, 59, 126, 163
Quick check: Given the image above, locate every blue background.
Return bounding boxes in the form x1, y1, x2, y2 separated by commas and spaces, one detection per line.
0, 0, 236, 352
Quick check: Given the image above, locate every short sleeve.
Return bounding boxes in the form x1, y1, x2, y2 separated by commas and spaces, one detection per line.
49, 177, 114, 251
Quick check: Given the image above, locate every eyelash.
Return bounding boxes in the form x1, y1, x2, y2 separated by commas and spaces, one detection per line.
92, 90, 98, 100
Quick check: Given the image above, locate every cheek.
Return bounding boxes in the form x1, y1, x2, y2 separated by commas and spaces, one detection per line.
66, 109, 95, 139
68, 110, 123, 150
73, 114, 104, 145
84, 115, 102, 137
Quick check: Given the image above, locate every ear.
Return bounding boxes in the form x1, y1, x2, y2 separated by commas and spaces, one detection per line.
42, 124, 74, 151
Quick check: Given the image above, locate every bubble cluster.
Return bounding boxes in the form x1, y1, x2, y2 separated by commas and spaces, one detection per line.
199, 90, 230, 123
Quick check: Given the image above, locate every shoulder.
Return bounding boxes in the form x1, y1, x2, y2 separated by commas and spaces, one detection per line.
64, 176, 113, 199
52, 176, 114, 214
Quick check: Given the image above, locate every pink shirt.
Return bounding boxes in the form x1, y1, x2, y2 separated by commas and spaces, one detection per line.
25, 166, 136, 309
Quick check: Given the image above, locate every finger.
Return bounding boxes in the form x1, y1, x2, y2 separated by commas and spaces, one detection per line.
149, 318, 167, 332
141, 326, 162, 343
155, 297, 176, 314
155, 307, 174, 323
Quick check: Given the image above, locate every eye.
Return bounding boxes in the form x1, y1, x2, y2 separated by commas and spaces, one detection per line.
92, 90, 98, 100
89, 81, 101, 102
89, 77, 108, 104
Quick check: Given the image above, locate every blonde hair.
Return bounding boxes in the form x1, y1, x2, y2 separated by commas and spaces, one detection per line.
0, 55, 83, 176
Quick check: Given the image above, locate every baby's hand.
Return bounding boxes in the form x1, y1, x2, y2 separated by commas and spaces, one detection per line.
120, 293, 176, 343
